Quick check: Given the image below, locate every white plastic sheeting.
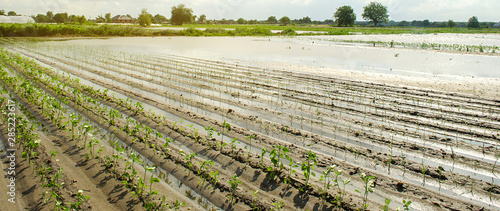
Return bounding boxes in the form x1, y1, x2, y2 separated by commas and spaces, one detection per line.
0, 15, 35, 23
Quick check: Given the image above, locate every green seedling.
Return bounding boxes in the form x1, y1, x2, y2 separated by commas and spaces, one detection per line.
88, 137, 100, 158
260, 147, 267, 168
403, 199, 412, 211
333, 167, 350, 207
197, 160, 214, 186
227, 173, 241, 204
251, 189, 259, 210
185, 152, 197, 175
271, 200, 284, 211
300, 150, 317, 192
356, 173, 376, 211
284, 151, 298, 184
383, 198, 391, 211
319, 164, 335, 199
230, 138, 240, 158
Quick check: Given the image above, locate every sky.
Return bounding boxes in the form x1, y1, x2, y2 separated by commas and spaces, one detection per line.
1, 0, 499, 22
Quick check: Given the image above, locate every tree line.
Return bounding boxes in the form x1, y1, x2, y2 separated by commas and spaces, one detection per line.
1, 2, 494, 29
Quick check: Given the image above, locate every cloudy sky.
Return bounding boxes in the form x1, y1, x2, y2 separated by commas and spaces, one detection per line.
2, 0, 499, 22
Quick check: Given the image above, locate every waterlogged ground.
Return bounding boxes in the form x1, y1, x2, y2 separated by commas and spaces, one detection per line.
62, 35, 500, 98
1, 34, 500, 210
306, 33, 500, 46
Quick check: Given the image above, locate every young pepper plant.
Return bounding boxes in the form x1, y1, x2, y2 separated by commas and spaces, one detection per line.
300, 150, 317, 192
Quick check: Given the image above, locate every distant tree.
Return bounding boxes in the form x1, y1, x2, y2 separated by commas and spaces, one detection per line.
198, 14, 206, 23
69, 15, 86, 24
237, 18, 247, 24
411, 20, 423, 27
423, 19, 430, 27
149, 14, 156, 24
170, 4, 193, 25
323, 19, 334, 25
279, 16, 290, 25
77, 15, 86, 24
248, 19, 258, 24
95, 15, 105, 23
467, 16, 479, 28
397, 20, 409, 27
436, 22, 446, 27
138, 8, 152, 27
362, 1, 389, 27
34, 14, 48, 23
69, 14, 76, 22
267, 16, 277, 24
446, 20, 456, 28
46, 11, 54, 22
334, 5, 356, 27
154, 14, 168, 24
484, 22, 494, 28
0, 10, 5, 15
53, 13, 68, 23
191, 15, 197, 23
7, 11, 17, 16
105, 13, 112, 23
299, 16, 312, 24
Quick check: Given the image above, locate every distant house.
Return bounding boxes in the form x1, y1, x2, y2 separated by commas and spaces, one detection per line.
494, 22, 500, 28
112, 15, 136, 24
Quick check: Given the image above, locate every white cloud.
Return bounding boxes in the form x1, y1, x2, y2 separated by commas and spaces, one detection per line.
290, 0, 313, 6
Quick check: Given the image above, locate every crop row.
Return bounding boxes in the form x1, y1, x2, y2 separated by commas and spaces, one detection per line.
0, 49, 388, 210
2, 39, 499, 210
327, 38, 500, 54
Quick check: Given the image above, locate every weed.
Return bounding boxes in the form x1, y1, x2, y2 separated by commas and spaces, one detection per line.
271, 200, 284, 211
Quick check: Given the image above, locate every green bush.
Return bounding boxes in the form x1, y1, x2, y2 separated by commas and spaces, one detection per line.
281, 28, 297, 35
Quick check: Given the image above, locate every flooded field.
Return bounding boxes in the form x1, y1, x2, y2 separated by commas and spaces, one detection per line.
307, 33, 500, 46
0, 34, 499, 210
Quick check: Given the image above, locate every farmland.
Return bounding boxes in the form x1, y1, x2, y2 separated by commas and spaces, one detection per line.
0, 36, 499, 210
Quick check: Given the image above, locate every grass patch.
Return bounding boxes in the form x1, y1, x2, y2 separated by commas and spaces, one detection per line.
1, 23, 499, 37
